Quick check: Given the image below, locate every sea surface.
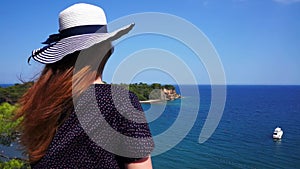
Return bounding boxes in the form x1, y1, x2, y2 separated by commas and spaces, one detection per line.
0, 84, 13, 88
1, 85, 300, 168
143, 85, 300, 169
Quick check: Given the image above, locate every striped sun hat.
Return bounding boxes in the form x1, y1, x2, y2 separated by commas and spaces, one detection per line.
28, 3, 134, 64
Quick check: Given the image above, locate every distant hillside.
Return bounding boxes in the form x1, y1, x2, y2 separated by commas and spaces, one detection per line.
0, 82, 33, 104
0, 82, 180, 104
118, 82, 181, 101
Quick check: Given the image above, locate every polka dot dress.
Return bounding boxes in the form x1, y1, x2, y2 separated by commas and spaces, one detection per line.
31, 84, 154, 169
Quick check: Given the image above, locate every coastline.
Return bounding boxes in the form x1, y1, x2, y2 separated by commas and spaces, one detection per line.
139, 99, 165, 104
139, 97, 181, 104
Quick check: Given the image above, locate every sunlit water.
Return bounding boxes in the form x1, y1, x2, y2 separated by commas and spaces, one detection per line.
144, 85, 300, 169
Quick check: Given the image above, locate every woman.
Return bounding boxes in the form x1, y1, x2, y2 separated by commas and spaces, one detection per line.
15, 3, 154, 169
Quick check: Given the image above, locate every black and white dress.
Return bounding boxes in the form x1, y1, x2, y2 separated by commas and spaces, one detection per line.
31, 84, 154, 169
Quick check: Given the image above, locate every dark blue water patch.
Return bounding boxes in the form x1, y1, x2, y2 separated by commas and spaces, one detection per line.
0, 84, 14, 88
0, 143, 25, 161
173, 85, 212, 98
143, 99, 181, 136
151, 85, 300, 169
143, 85, 212, 137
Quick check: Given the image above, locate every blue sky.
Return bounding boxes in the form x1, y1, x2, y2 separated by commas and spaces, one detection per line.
0, 0, 299, 85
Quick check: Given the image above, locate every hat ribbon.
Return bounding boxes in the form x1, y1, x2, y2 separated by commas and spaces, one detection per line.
42, 25, 108, 45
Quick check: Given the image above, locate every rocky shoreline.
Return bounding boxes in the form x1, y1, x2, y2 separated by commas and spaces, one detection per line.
140, 88, 181, 104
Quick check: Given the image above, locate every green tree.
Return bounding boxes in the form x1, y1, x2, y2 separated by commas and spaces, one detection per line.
0, 103, 22, 145
151, 83, 161, 89
163, 84, 175, 90
0, 82, 33, 104
0, 159, 26, 169
0, 103, 28, 168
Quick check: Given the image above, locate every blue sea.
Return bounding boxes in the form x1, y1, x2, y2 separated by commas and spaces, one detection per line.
0, 84, 13, 88
143, 85, 300, 169
1, 85, 300, 168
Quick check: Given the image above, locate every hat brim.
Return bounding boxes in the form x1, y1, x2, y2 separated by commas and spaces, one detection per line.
30, 23, 134, 64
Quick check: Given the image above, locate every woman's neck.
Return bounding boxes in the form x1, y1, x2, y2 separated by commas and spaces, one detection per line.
93, 76, 104, 84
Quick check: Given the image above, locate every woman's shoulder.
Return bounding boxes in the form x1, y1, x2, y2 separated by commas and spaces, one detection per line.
93, 84, 132, 92
93, 84, 137, 99
78, 84, 139, 105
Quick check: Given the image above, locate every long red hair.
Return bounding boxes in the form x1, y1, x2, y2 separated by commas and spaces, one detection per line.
15, 43, 113, 163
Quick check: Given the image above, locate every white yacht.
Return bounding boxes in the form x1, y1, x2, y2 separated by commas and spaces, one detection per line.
273, 127, 283, 139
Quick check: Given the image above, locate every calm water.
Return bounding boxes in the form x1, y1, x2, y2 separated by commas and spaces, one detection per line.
143, 85, 300, 169
1, 85, 300, 168
0, 84, 13, 88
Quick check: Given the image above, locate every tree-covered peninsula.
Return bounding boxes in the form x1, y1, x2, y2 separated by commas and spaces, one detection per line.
118, 82, 180, 102
0, 82, 180, 105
